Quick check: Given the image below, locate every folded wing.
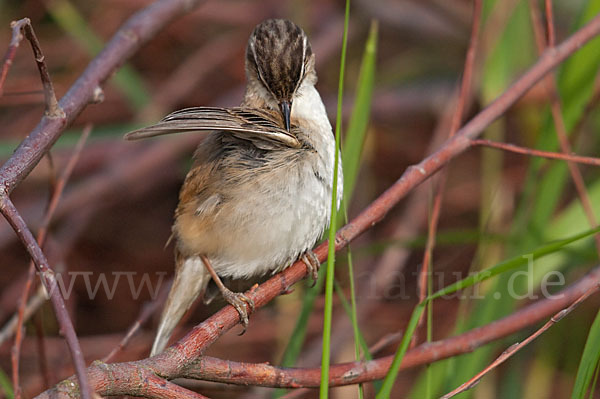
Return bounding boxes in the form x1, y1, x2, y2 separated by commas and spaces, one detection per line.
124, 107, 301, 149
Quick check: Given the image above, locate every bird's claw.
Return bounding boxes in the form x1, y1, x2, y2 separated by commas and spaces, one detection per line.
301, 251, 320, 287
221, 289, 255, 335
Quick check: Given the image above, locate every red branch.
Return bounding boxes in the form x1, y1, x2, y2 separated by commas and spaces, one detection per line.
35, 265, 600, 394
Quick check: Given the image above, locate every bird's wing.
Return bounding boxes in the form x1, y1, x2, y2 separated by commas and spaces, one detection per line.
124, 107, 301, 149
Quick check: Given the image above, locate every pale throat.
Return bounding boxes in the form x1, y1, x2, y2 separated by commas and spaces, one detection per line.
290, 82, 329, 128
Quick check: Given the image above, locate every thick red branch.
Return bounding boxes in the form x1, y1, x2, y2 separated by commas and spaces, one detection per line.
35, 265, 600, 395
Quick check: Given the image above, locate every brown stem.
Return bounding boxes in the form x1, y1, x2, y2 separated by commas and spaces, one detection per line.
11, 126, 90, 398
0, 20, 25, 96
529, 0, 600, 255
470, 139, 600, 166
18, 19, 63, 118
440, 284, 600, 398
0, 0, 208, 195
35, 264, 600, 395
0, 197, 91, 399
413, 0, 482, 347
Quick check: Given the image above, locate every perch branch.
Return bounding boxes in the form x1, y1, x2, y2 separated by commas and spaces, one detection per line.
35, 265, 600, 394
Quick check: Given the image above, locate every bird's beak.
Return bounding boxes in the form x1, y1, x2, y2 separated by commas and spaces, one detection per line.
280, 101, 291, 132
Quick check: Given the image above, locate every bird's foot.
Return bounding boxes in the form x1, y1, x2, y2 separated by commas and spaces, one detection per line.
221, 288, 255, 335
301, 250, 320, 286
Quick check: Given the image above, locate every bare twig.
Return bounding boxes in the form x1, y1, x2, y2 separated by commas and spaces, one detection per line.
471, 139, 600, 166
0, 197, 91, 399
413, 0, 482, 347
11, 126, 91, 398
18, 19, 63, 118
0, 0, 208, 195
0, 20, 25, 96
440, 283, 600, 398
529, 0, 600, 254
102, 279, 171, 363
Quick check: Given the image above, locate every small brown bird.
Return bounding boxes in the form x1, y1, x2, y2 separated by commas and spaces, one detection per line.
125, 19, 342, 356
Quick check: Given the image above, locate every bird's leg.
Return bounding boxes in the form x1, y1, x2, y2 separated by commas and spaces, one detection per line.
301, 250, 320, 286
200, 254, 255, 333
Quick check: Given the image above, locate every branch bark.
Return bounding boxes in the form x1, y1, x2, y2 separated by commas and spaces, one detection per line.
0, 0, 206, 194
35, 265, 600, 395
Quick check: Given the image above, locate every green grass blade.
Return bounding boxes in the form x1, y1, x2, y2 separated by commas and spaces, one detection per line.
429, 227, 600, 301
572, 309, 600, 399
275, 10, 375, 399
272, 270, 325, 398
333, 280, 371, 360
342, 20, 378, 205
377, 227, 599, 397
0, 367, 13, 399
343, 245, 366, 398
320, 0, 350, 396
586, 362, 600, 399
377, 303, 426, 398
47, 0, 149, 109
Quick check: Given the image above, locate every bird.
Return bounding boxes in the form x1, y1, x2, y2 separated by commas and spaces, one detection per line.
125, 18, 342, 356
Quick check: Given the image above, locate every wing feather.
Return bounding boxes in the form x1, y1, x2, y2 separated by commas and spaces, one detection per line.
124, 107, 301, 149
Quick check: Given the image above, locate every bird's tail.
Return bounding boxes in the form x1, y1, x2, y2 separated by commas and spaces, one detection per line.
151, 253, 210, 356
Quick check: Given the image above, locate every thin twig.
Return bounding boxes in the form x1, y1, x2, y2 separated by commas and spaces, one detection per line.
0, 197, 91, 399
102, 279, 171, 363
18, 19, 63, 118
11, 126, 91, 398
413, 0, 482, 347
0, 20, 26, 96
529, 0, 600, 254
544, 0, 556, 47
440, 283, 600, 398
471, 139, 600, 166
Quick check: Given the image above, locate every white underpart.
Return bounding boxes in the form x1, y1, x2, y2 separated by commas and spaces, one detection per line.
208, 81, 343, 279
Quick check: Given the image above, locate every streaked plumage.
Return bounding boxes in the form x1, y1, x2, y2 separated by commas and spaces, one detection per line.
126, 19, 342, 356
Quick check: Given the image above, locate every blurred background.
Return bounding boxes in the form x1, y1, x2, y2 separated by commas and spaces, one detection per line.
1, 0, 600, 398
